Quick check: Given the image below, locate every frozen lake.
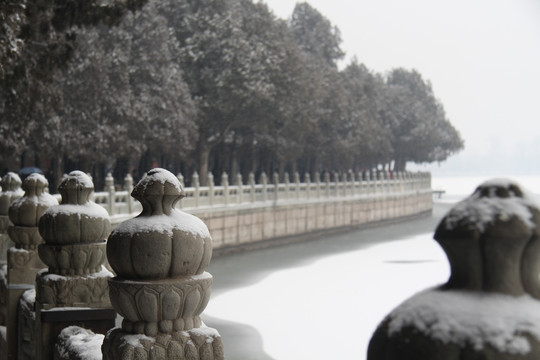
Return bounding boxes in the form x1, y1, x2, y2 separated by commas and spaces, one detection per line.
202, 175, 540, 359
202, 201, 452, 359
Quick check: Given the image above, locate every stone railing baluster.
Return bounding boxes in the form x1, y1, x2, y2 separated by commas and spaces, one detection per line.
36, 171, 114, 360
103, 168, 224, 360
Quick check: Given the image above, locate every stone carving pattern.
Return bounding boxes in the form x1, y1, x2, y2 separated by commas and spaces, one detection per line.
35, 171, 112, 309
108, 274, 212, 336
35, 271, 111, 309
38, 170, 110, 275
103, 328, 224, 360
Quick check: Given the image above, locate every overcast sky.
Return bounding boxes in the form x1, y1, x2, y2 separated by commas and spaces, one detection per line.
262, 0, 540, 176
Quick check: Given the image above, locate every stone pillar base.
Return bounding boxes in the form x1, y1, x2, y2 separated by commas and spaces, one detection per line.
102, 327, 224, 360
35, 266, 112, 310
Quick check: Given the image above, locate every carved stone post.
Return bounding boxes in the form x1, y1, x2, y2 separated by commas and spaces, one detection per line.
248, 172, 255, 203
273, 172, 279, 203
305, 173, 311, 199
236, 173, 243, 204
35, 171, 114, 360
105, 172, 115, 215
260, 172, 268, 202
124, 173, 134, 214
368, 179, 540, 360
192, 172, 200, 208
5, 174, 58, 360
103, 168, 224, 360
208, 173, 215, 205
222, 172, 229, 206
0, 173, 24, 265
294, 172, 300, 200
0, 172, 24, 329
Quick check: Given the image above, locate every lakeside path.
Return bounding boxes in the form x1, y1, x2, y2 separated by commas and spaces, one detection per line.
202, 200, 457, 360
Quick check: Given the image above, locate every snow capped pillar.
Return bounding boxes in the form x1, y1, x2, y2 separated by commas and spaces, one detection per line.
0, 172, 24, 265
176, 172, 184, 188
208, 173, 215, 206
248, 172, 255, 203
236, 173, 243, 204
192, 172, 200, 208
305, 172, 311, 199
35, 170, 114, 360
124, 173, 134, 214
105, 172, 115, 215
260, 172, 268, 202
294, 172, 301, 200
324, 171, 330, 198
273, 172, 279, 203
102, 168, 224, 360
5, 174, 58, 360
314, 171, 321, 198
368, 179, 540, 360
284, 172, 290, 200
222, 172, 229, 206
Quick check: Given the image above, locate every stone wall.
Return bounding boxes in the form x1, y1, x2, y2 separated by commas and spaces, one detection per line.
192, 190, 432, 251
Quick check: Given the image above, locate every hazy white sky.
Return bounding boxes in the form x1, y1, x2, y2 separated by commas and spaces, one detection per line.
262, 0, 540, 176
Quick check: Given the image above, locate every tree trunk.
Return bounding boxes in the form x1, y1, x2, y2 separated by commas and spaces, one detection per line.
198, 146, 211, 186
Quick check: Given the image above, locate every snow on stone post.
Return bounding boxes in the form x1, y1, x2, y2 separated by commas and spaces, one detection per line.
248, 172, 255, 203
105, 172, 115, 215
208, 173, 215, 206
222, 172, 229, 206
284, 172, 290, 200
124, 173, 134, 214
236, 173, 243, 204
314, 172, 321, 198
0, 173, 24, 265
261, 172, 268, 202
35, 171, 114, 360
102, 168, 224, 360
3, 174, 58, 360
273, 172, 279, 203
176, 172, 185, 188
368, 179, 540, 360
294, 172, 301, 200
324, 172, 330, 198
0, 172, 24, 327
192, 172, 200, 208
305, 173, 311, 200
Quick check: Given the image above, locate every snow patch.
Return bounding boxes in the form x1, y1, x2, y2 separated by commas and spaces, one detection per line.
442, 179, 540, 232
189, 326, 221, 343
47, 203, 109, 218
387, 289, 540, 355
57, 326, 104, 360
40, 266, 113, 282
138, 168, 183, 194
113, 210, 210, 239
121, 333, 155, 348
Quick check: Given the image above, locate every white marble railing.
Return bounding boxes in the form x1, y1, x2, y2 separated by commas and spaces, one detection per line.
79, 171, 431, 218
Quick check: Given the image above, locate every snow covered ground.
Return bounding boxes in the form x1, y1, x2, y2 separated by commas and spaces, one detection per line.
202, 175, 540, 360
205, 231, 449, 359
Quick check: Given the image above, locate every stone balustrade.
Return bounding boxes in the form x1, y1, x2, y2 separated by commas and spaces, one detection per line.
87, 170, 431, 214
41, 170, 432, 252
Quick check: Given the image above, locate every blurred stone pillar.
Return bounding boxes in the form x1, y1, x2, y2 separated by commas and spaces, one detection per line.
103, 168, 224, 360
0, 172, 24, 328
368, 179, 540, 360
5, 174, 58, 360
35, 171, 114, 360
0, 173, 24, 266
